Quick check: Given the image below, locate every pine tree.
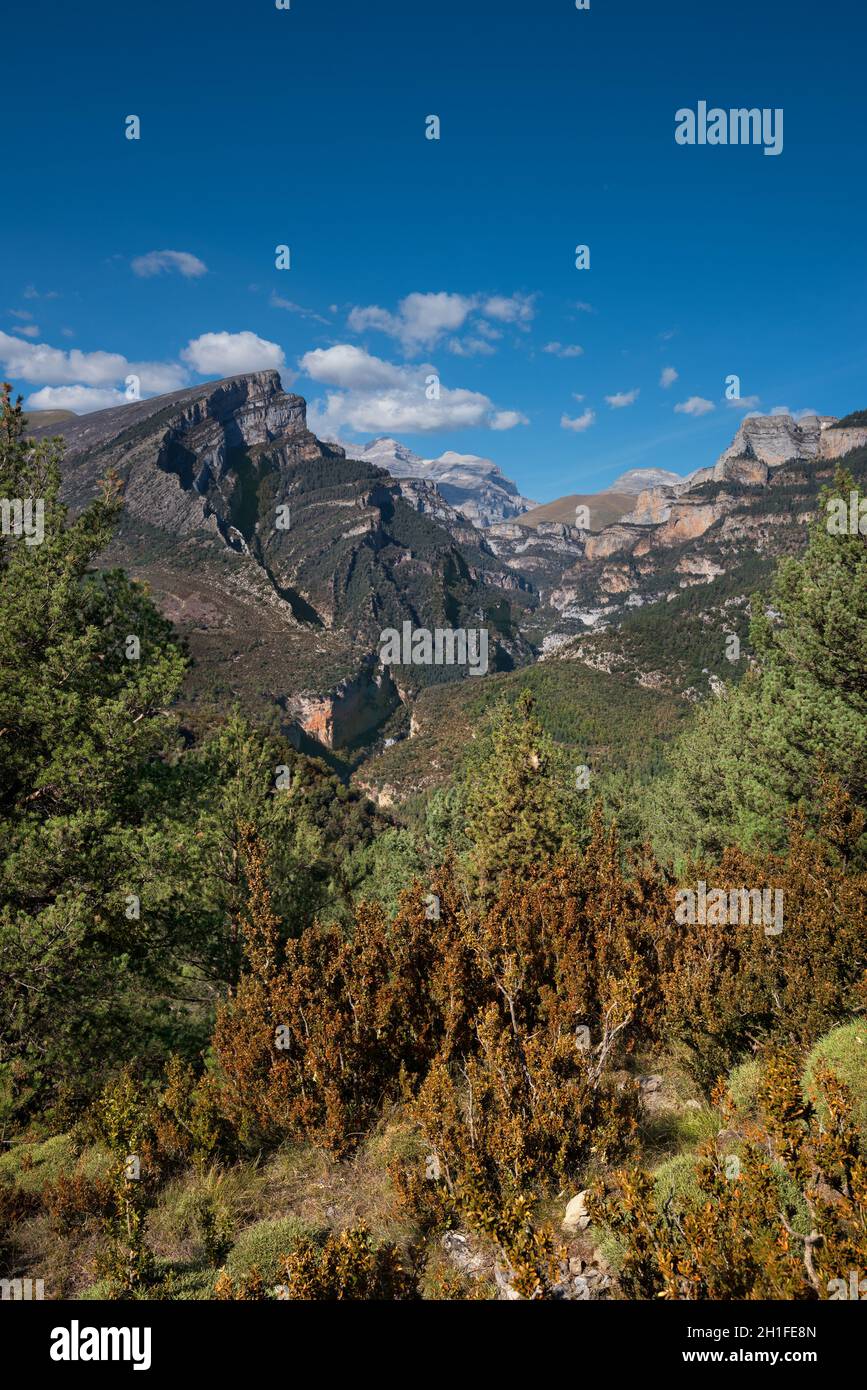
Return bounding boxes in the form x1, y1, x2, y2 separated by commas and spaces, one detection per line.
462, 690, 584, 890
0, 386, 188, 1122
648, 469, 867, 863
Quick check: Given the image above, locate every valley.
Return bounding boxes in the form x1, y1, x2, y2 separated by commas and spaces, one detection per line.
28, 376, 867, 795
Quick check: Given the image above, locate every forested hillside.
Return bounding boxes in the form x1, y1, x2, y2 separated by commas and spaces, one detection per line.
2, 384, 865, 1303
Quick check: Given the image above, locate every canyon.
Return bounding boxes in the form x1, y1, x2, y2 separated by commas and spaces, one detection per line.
30, 378, 867, 752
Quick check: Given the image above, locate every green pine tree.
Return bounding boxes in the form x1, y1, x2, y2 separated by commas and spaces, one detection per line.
0, 385, 188, 1123
463, 689, 585, 890
647, 468, 867, 863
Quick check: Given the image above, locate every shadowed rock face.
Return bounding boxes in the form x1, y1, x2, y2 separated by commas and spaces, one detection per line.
30, 371, 534, 746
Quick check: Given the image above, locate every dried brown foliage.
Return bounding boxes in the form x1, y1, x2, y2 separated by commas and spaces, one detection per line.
596, 1053, 867, 1299
658, 803, 867, 1091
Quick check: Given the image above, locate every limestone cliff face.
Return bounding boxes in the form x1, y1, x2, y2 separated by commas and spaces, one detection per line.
819, 424, 867, 459
713, 412, 867, 474
584, 525, 646, 561
624, 489, 673, 525
589, 411, 867, 569
650, 502, 728, 548
285, 668, 400, 750
526, 407, 867, 640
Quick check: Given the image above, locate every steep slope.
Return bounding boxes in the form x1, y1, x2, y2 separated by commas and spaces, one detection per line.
31, 373, 535, 748
354, 659, 688, 808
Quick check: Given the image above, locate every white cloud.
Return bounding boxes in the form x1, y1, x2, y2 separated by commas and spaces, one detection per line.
24, 385, 127, 413
481, 292, 536, 325
269, 292, 330, 325
0, 329, 190, 405
490, 409, 529, 430
660, 366, 678, 388
302, 343, 526, 435
605, 388, 640, 409
132, 361, 189, 393
405, 293, 475, 337
561, 409, 596, 432
349, 292, 475, 353
0, 331, 123, 385
132, 249, 208, 279
769, 406, 819, 420
573, 301, 595, 313
9, 309, 33, 321
674, 396, 715, 417
308, 387, 509, 436
15, 325, 40, 338
448, 336, 496, 357
0, 331, 135, 386
543, 341, 584, 358
347, 303, 401, 337
2, 324, 287, 411
347, 290, 536, 354
300, 344, 404, 390
181, 331, 285, 376
726, 394, 761, 410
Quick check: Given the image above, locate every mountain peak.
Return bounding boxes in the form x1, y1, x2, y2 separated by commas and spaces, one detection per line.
336, 435, 535, 526
609, 467, 686, 494
28, 370, 304, 458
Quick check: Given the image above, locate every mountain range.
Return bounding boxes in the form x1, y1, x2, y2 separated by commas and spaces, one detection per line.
335, 436, 537, 527
28, 375, 867, 767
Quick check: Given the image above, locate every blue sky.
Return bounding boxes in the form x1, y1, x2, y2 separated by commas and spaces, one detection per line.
2, 0, 866, 502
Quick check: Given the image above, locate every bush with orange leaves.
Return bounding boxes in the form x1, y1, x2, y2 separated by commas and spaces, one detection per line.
214, 1225, 417, 1300
657, 793, 867, 1093
213, 814, 671, 1204
211, 829, 474, 1153
407, 811, 673, 1203
595, 1051, 867, 1300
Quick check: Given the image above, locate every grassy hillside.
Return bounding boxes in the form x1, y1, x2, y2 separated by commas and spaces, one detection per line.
519, 490, 632, 531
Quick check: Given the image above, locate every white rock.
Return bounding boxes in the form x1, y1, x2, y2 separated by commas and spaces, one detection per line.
563, 1190, 592, 1234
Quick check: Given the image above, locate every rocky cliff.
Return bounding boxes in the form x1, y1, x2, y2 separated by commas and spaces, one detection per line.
35, 372, 535, 747
31, 388, 867, 740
